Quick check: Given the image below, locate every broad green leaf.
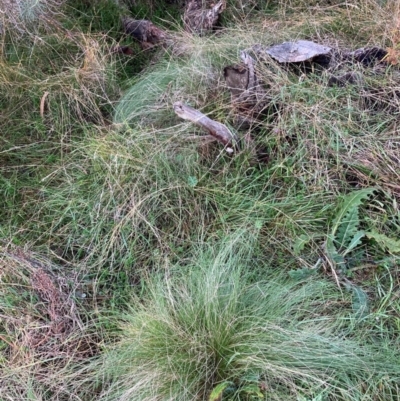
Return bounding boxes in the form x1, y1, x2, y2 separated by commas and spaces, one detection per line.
331, 188, 375, 237
293, 234, 312, 255
326, 236, 346, 269
335, 206, 359, 250
326, 188, 375, 270
332, 188, 375, 251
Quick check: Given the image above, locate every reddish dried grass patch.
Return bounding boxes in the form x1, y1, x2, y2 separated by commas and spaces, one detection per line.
0, 247, 99, 397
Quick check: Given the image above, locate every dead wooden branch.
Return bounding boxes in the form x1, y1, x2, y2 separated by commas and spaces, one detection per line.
122, 18, 170, 49
343, 47, 388, 67
173, 101, 236, 152
184, 0, 225, 35
224, 51, 269, 127
266, 40, 332, 64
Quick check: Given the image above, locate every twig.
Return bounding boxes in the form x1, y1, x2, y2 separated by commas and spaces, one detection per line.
173, 102, 237, 153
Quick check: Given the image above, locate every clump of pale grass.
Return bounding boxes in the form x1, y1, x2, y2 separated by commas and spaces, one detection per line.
0, 0, 65, 38
93, 233, 400, 401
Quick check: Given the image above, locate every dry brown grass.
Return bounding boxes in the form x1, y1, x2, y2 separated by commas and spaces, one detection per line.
0, 245, 98, 400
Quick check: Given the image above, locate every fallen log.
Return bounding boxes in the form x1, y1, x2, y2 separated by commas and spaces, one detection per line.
223, 41, 390, 126
173, 101, 237, 152
343, 47, 388, 67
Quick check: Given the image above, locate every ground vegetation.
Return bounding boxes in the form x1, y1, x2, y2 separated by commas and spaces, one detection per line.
1, 0, 400, 400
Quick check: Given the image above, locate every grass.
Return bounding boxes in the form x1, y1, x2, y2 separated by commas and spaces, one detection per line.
91, 234, 400, 401
1, 0, 400, 400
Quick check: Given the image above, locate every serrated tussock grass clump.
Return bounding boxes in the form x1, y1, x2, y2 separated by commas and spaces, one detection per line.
96, 235, 400, 401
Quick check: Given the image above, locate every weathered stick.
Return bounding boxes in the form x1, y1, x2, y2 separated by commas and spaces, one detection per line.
173, 101, 236, 152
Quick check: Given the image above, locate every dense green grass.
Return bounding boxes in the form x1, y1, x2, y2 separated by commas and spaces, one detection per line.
92, 235, 400, 401
1, 0, 400, 400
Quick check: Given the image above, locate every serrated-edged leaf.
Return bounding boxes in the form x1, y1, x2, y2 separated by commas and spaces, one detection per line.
335, 206, 360, 250
331, 188, 375, 236
209, 382, 235, 401
366, 230, 400, 254
342, 230, 365, 256
351, 285, 369, 318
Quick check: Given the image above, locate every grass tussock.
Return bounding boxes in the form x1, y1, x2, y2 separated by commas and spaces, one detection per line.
1, 0, 400, 400
96, 235, 400, 401
0, 0, 65, 38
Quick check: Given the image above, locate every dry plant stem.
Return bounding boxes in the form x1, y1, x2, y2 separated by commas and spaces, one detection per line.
0, 334, 15, 349
173, 101, 236, 152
